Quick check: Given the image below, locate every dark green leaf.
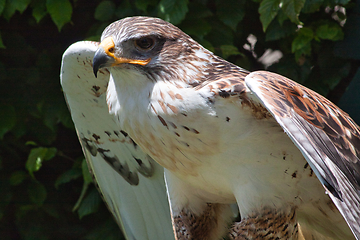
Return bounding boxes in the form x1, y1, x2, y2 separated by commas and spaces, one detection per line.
0, 104, 16, 139
28, 119, 57, 145
291, 27, 313, 52
2, 1, 17, 22
216, 0, 245, 31
268, 54, 312, 83
82, 159, 93, 184
302, 0, 323, 13
25, 141, 38, 146
46, 0, 72, 31
94, 1, 115, 21
158, 0, 189, 25
336, 11, 346, 21
178, 2, 212, 40
265, 19, 296, 41
276, 8, 289, 25
0, 0, 5, 15
316, 23, 344, 41
332, 0, 350, 4
26, 147, 47, 176
15, 204, 37, 221
43, 147, 57, 160
84, 218, 122, 240
294, 41, 311, 60
55, 168, 82, 189
42, 205, 60, 219
78, 188, 101, 219
59, 111, 74, 129
32, 0, 47, 23
26, 147, 56, 177
220, 45, 243, 59
326, 63, 350, 89
0, 32, 5, 48
27, 181, 47, 206
180, 18, 212, 40
114, 0, 135, 19
199, 39, 214, 53
135, 0, 157, 12
186, 2, 213, 19
259, 0, 281, 32
205, 19, 234, 47
73, 180, 90, 212
281, 0, 305, 25
13, 0, 31, 13
9, 171, 28, 186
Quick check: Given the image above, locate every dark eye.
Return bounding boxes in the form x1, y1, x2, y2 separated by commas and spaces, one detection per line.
135, 37, 155, 50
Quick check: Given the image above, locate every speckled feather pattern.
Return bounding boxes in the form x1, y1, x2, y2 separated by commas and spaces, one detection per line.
229, 207, 299, 240
60, 41, 175, 240
246, 71, 360, 237
100, 17, 359, 239
61, 16, 360, 240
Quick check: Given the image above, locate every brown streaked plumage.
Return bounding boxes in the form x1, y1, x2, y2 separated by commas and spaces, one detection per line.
230, 207, 299, 240
61, 16, 360, 240
174, 203, 233, 240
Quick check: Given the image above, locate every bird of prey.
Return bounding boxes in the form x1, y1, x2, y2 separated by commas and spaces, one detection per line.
61, 16, 360, 240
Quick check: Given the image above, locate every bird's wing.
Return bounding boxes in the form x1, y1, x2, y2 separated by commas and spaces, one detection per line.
60, 41, 174, 240
244, 70, 360, 239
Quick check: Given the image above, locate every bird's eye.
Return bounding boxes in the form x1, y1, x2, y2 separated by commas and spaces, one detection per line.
135, 37, 155, 50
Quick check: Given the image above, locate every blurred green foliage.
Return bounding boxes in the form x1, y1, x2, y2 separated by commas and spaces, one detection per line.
0, 0, 359, 239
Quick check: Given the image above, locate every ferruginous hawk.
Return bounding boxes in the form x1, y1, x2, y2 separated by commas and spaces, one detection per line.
61, 16, 360, 240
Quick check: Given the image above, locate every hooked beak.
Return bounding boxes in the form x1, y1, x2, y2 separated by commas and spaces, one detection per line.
92, 37, 151, 77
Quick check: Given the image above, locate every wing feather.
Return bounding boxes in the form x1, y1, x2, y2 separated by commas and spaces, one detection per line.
60, 41, 174, 240
245, 70, 360, 239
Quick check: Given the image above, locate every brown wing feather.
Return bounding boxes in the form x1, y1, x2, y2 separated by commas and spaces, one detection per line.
245, 70, 360, 239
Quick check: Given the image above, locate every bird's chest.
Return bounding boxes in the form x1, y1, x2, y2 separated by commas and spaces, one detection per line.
115, 83, 225, 176
109, 78, 319, 205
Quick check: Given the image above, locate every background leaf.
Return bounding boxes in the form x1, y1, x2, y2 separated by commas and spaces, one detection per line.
158, 0, 189, 25
0, 104, 15, 139
27, 181, 47, 206
55, 167, 82, 189
0, 0, 5, 15
13, 0, 31, 13
216, 0, 245, 31
94, 1, 115, 21
82, 159, 93, 184
9, 171, 28, 186
78, 188, 101, 219
291, 27, 313, 52
281, 0, 305, 24
32, 0, 47, 23
220, 45, 243, 59
316, 22, 344, 41
46, 0, 72, 31
26, 147, 57, 177
259, 0, 281, 31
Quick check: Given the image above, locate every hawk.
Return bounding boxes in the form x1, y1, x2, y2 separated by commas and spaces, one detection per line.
61, 16, 360, 240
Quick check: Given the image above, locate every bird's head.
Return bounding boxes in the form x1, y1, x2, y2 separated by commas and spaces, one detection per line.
93, 16, 212, 82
